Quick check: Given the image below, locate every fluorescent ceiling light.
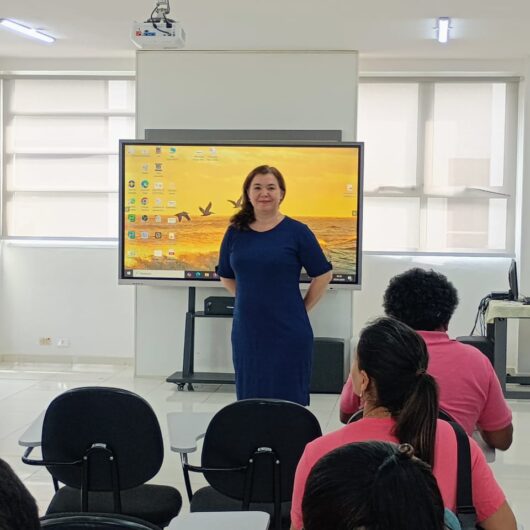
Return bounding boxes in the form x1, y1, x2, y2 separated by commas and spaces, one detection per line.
0, 18, 55, 43
436, 17, 450, 44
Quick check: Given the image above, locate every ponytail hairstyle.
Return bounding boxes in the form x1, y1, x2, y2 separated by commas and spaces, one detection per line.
357, 317, 439, 466
230, 165, 286, 231
302, 441, 445, 530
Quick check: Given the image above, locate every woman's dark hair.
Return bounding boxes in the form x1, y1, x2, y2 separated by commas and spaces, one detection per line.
357, 317, 439, 466
302, 441, 445, 530
383, 267, 459, 330
230, 165, 286, 230
0, 458, 40, 530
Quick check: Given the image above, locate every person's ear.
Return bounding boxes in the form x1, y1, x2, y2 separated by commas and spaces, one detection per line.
359, 370, 370, 398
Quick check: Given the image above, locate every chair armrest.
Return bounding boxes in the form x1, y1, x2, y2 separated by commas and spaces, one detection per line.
22, 445, 82, 468
21, 446, 44, 466
167, 411, 214, 503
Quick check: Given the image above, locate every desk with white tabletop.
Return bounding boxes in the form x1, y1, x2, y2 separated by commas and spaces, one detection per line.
472, 430, 495, 463
18, 410, 214, 452
168, 511, 269, 530
166, 411, 214, 454
485, 300, 530, 399
18, 411, 44, 448
166, 411, 215, 502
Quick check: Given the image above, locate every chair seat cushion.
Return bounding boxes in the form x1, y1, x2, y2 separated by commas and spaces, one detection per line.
46, 485, 182, 527
190, 486, 291, 529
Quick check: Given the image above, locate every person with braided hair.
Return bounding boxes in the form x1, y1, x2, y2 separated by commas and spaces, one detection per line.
302, 441, 458, 530
217, 165, 332, 405
290, 317, 516, 530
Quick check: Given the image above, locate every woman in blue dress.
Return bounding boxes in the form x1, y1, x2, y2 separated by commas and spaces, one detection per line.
217, 165, 332, 406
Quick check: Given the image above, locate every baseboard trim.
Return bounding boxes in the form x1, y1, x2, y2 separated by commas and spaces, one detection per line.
0, 354, 133, 366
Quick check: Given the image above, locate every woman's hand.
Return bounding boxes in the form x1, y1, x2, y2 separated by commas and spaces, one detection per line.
220, 277, 236, 296
304, 270, 332, 312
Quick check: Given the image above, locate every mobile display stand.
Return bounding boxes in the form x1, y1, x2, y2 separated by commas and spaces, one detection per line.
149, 128, 345, 391
166, 287, 235, 391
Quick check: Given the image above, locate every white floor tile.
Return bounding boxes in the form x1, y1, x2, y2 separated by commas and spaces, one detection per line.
0, 361, 529, 526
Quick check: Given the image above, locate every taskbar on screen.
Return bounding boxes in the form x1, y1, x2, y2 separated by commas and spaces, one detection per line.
298, 272, 356, 283
123, 269, 219, 280
123, 270, 356, 283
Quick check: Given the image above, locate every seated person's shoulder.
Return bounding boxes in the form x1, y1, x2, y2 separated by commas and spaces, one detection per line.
449, 339, 494, 371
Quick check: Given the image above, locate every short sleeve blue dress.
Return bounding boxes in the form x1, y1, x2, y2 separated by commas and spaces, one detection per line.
217, 216, 332, 406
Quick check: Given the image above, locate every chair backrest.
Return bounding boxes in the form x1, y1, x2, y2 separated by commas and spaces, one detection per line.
200, 399, 322, 502
41, 387, 164, 491
40, 513, 160, 529
455, 336, 494, 366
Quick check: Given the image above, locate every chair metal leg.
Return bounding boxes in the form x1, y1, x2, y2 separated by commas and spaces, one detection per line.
241, 458, 255, 510
273, 459, 281, 530
180, 454, 194, 502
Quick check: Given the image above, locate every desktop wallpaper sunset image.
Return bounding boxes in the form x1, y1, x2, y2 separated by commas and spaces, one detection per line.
122, 144, 360, 278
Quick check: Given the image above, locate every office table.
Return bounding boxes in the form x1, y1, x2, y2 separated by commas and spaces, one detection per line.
486, 300, 530, 399
168, 511, 269, 530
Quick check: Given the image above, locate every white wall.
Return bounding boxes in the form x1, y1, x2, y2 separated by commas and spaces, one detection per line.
358, 57, 530, 374
352, 254, 520, 369
515, 59, 530, 372
0, 57, 135, 73
0, 243, 135, 360
0, 55, 528, 376
134, 50, 359, 376
0, 58, 137, 363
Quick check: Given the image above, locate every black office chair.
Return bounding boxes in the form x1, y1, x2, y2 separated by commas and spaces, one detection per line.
23, 387, 182, 528
456, 335, 495, 366
181, 399, 322, 530
40, 513, 160, 529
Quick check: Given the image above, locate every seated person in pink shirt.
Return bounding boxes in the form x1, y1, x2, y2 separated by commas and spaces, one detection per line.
291, 318, 517, 530
340, 268, 513, 451
302, 441, 458, 530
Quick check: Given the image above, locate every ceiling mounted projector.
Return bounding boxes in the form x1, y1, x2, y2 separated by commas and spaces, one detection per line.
131, 0, 185, 49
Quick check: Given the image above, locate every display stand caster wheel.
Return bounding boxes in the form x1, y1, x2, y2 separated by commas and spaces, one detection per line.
177, 383, 185, 391
187, 383, 195, 391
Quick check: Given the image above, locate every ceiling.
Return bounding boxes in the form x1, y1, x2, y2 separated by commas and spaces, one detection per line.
1, 0, 530, 61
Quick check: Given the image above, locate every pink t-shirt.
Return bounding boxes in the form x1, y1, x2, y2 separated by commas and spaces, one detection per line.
340, 331, 512, 435
290, 418, 505, 530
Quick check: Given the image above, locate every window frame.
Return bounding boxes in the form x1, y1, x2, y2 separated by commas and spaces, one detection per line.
0, 72, 135, 242
359, 75, 520, 256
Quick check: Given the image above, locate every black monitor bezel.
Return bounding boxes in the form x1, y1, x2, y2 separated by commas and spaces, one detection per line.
508, 258, 519, 301
118, 139, 364, 288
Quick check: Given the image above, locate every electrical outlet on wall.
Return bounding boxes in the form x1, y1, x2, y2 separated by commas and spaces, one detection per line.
38, 337, 52, 346
57, 338, 70, 348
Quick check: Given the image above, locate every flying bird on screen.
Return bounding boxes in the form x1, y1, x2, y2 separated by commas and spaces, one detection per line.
175, 211, 191, 222
228, 196, 243, 208
199, 202, 214, 216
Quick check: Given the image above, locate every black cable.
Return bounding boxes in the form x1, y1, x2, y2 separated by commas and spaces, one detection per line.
152, 22, 171, 35
470, 295, 491, 336
146, 1, 173, 35
147, 6, 158, 22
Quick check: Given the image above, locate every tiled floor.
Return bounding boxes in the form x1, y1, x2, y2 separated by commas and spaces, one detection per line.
1, 361, 529, 526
